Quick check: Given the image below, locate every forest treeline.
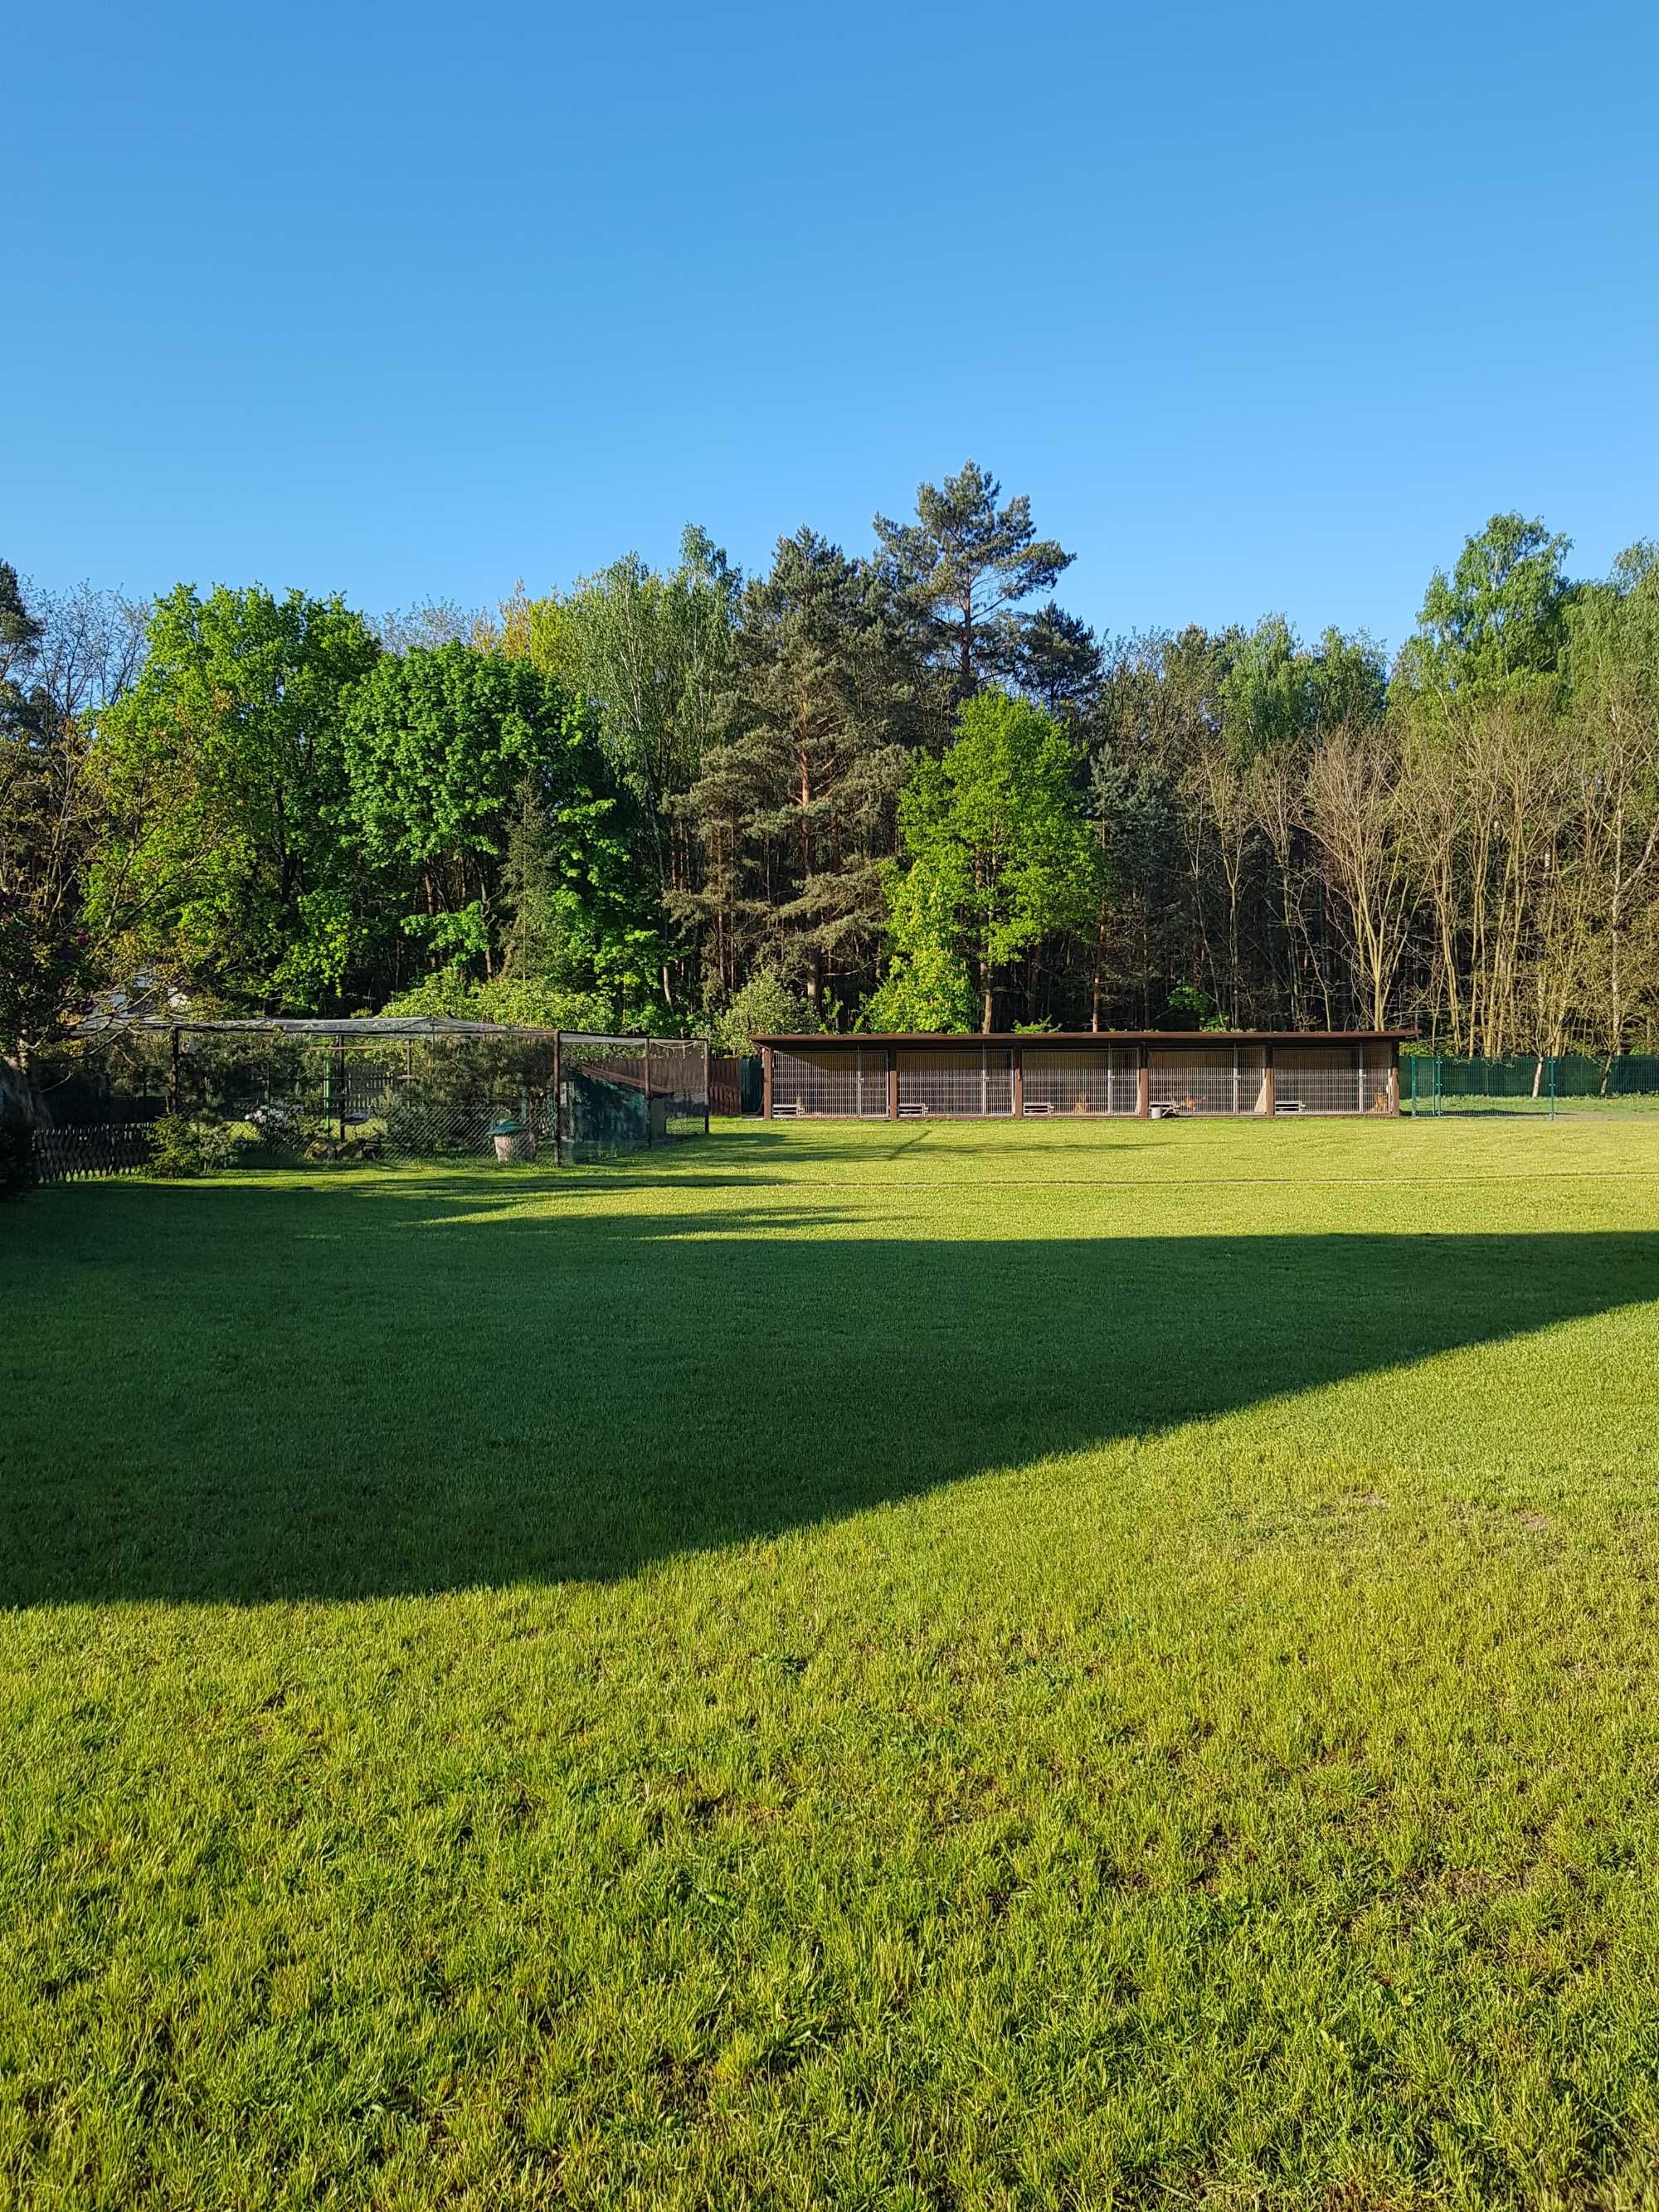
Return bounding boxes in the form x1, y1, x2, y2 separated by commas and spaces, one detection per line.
4, 462, 1657, 1072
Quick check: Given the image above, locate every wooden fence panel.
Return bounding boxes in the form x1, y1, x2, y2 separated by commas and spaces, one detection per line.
33, 1123, 155, 1184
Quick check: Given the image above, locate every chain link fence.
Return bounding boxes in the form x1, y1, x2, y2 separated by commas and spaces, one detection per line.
27, 1020, 709, 1183
1405, 1054, 1659, 1116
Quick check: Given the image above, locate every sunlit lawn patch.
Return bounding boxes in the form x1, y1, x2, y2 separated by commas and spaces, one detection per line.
3, 1117, 1658, 2207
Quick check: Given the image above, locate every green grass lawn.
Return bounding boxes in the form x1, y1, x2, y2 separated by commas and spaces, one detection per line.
4, 1118, 1659, 2210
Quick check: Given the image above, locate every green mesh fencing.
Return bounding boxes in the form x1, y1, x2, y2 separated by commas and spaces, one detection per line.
1405, 1054, 1659, 1116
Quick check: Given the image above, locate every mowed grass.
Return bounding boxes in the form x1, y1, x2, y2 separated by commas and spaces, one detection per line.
3, 1119, 1659, 2211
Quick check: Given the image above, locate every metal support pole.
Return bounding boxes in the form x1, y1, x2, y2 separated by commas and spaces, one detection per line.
551, 1030, 562, 1164
336, 1037, 347, 1140
1013, 1046, 1024, 1118
643, 1035, 652, 1147
703, 1038, 710, 1135
761, 1043, 773, 1121
887, 1048, 898, 1121
168, 1026, 181, 1116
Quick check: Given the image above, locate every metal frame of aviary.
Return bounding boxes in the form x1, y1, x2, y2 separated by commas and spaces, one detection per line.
29, 1019, 711, 1182
757, 1032, 1408, 1121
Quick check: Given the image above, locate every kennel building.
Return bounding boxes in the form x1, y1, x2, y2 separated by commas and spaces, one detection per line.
756, 1033, 1408, 1120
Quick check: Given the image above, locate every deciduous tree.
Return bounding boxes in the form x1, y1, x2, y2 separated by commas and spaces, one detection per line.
870, 693, 1104, 1033
93, 586, 382, 1010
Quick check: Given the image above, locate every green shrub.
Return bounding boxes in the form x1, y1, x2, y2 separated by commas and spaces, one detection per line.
710, 970, 819, 1055
148, 1115, 247, 1178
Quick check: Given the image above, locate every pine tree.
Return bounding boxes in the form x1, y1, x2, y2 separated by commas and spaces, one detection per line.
873, 460, 1073, 701
682, 530, 924, 1018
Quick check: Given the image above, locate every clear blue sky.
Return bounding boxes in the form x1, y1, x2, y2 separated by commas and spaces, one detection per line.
9, 0, 1657, 657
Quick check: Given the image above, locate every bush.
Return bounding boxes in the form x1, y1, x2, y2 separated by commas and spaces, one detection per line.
710, 970, 819, 1055
148, 1115, 247, 1178
0, 1111, 36, 1198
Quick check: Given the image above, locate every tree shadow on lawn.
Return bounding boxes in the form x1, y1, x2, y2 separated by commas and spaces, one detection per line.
3, 1179, 1655, 1604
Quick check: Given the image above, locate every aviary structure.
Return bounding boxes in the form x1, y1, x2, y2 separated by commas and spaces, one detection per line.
756, 1033, 1407, 1121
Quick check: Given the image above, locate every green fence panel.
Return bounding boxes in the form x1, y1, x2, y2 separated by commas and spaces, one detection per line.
1406, 1055, 1659, 1116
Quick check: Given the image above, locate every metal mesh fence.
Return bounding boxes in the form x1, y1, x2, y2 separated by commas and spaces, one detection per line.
558, 1033, 708, 1157
1277, 1045, 1361, 1115
768, 1045, 890, 1118
1148, 1046, 1248, 1116
1406, 1054, 1659, 1116
1020, 1046, 1141, 1116
28, 1021, 710, 1180
895, 1048, 1015, 1117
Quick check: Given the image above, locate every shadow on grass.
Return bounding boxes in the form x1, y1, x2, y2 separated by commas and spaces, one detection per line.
3, 1175, 1655, 1604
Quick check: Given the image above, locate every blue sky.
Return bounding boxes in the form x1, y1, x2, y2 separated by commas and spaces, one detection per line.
9, 0, 1657, 656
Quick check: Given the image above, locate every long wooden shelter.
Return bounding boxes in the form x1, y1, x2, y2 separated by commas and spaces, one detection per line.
756, 1031, 1410, 1121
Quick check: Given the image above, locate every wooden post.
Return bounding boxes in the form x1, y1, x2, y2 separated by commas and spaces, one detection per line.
1387, 1043, 1399, 1117
887, 1048, 898, 1121
643, 1035, 652, 1147
1262, 1044, 1276, 1118
702, 1038, 710, 1135
1136, 1040, 1150, 1120
168, 1026, 181, 1116
552, 1029, 562, 1164
1013, 1045, 1024, 1119
761, 1043, 773, 1121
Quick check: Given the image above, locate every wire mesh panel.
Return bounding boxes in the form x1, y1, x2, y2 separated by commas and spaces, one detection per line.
1020, 1046, 1140, 1115
557, 1034, 649, 1159
1408, 1053, 1659, 1116
1585, 1054, 1659, 1107
1275, 1045, 1364, 1114
896, 1048, 1014, 1117
199, 1029, 560, 1159
768, 1045, 889, 1118
557, 1033, 708, 1158
1235, 1045, 1267, 1115
32, 1030, 170, 1143
647, 1040, 710, 1137
28, 1021, 708, 1179
1148, 1046, 1240, 1116
1362, 1047, 1394, 1116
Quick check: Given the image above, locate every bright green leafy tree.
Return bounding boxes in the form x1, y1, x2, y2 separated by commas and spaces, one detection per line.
92, 585, 382, 1010
1398, 513, 1577, 698
870, 692, 1106, 1032
343, 643, 661, 1014
1220, 616, 1385, 760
